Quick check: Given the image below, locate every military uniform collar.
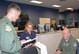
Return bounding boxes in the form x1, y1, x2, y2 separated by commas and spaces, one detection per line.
4, 16, 10, 21
0, 16, 10, 24
3, 16, 11, 24
64, 35, 72, 42
25, 31, 33, 35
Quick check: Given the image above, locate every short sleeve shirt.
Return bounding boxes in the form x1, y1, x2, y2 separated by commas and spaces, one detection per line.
19, 31, 36, 40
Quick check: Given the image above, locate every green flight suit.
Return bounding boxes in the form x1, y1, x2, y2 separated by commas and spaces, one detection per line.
0, 16, 21, 54
58, 36, 78, 54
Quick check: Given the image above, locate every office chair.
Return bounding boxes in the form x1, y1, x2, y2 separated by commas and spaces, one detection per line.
22, 46, 40, 54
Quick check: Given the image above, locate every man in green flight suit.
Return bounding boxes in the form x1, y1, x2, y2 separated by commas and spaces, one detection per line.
0, 3, 21, 54
56, 27, 78, 54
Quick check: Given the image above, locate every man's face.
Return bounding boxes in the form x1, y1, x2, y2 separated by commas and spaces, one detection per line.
62, 29, 70, 40
10, 9, 21, 22
26, 25, 33, 32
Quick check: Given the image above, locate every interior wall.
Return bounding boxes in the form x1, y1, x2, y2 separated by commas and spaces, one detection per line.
0, 1, 59, 25
59, 10, 79, 26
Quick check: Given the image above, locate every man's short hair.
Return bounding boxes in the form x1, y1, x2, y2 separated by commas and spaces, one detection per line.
7, 3, 21, 13
63, 27, 71, 33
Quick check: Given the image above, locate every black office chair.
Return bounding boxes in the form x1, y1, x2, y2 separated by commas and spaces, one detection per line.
22, 46, 40, 54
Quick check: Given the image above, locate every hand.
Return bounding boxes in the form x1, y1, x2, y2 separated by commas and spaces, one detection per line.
20, 40, 26, 43
24, 43, 33, 48
56, 50, 61, 54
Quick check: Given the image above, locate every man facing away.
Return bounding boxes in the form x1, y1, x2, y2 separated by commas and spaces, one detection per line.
0, 3, 21, 54
56, 27, 78, 54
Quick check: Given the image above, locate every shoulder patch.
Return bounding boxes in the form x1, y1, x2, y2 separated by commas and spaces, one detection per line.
73, 43, 77, 47
5, 26, 12, 31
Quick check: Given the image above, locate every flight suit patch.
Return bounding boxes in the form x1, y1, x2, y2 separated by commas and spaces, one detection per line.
73, 43, 77, 47
5, 26, 12, 31
26, 36, 30, 39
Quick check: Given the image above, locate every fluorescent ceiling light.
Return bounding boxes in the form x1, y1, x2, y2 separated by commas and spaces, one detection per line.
52, 5, 61, 7
66, 8, 73, 10
77, 0, 79, 1
30, 0, 43, 4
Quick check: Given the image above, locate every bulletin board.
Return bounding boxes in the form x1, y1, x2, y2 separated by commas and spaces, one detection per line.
39, 18, 50, 24
52, 19, 56, 25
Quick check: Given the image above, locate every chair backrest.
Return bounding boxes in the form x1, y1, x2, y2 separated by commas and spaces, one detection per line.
36, 46, 41, 54
22, 46, 40, 54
